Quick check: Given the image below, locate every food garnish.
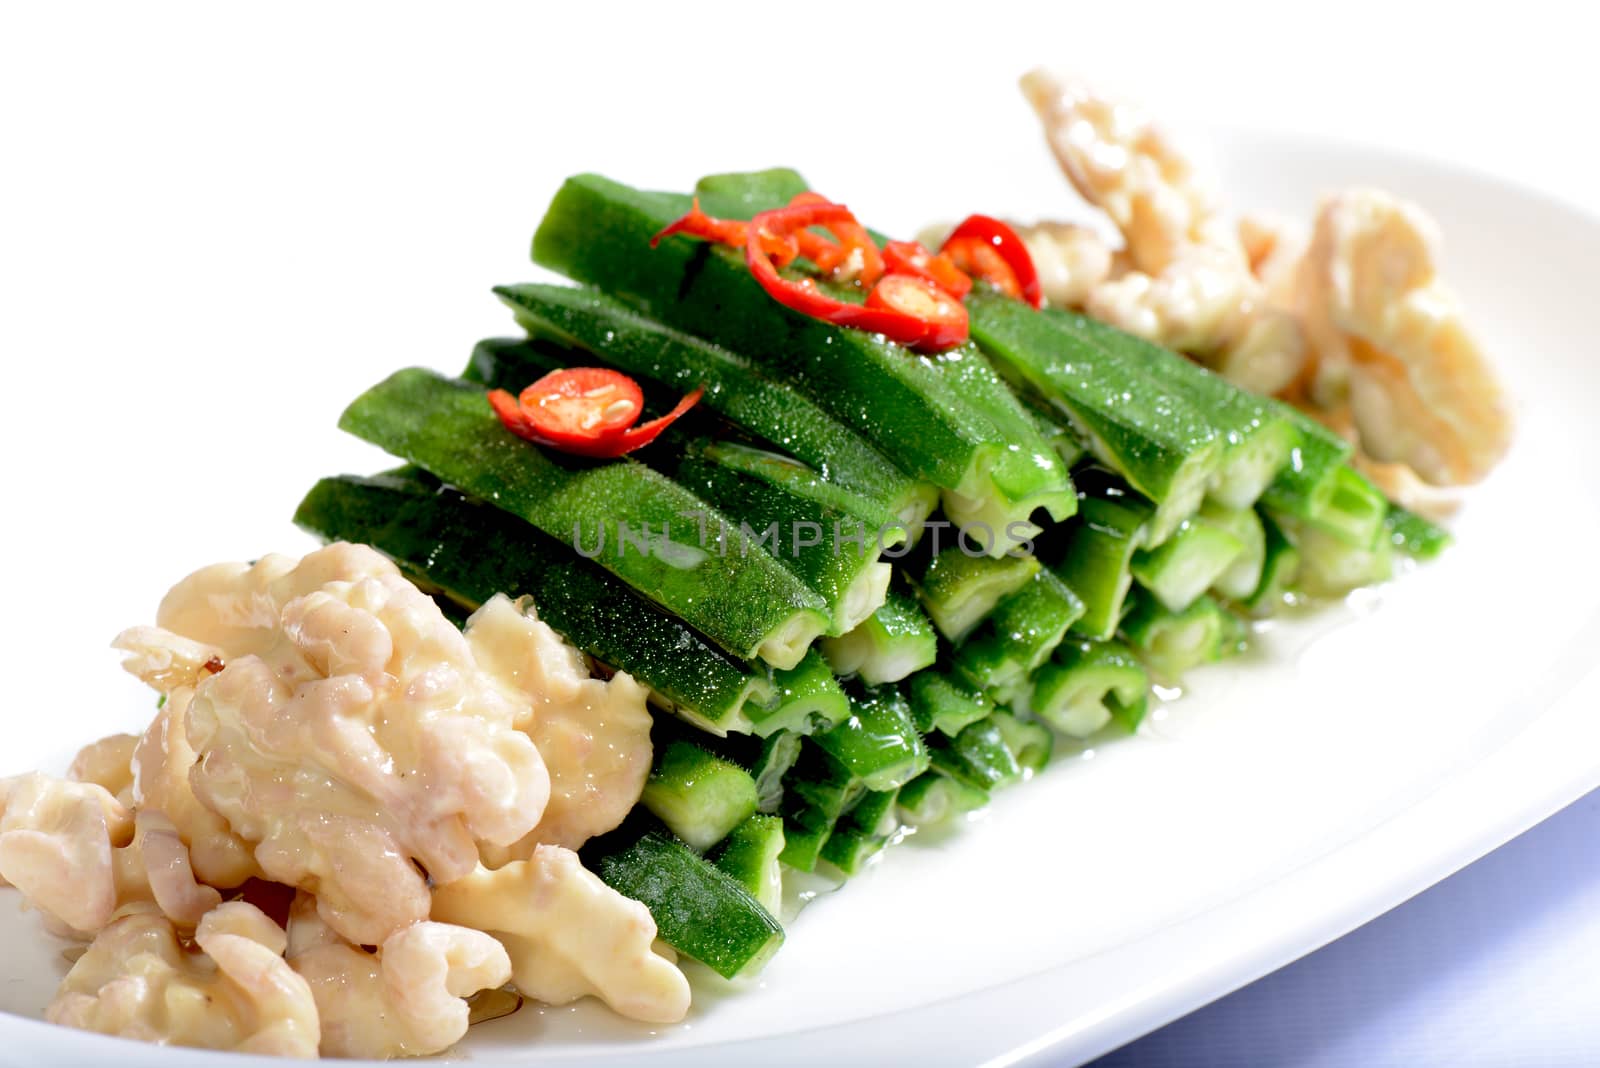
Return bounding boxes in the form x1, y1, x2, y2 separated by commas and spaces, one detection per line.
488, 366, 702, 457
862, 273, 969, 350
654, 193, 1043, 352
940, 213, 1043, 307
744, 198, 960, 352
882, 238, 973, 299
783, 190, 887, 284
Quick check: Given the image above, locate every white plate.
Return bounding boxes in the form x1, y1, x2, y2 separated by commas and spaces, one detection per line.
3, 130, 1599, 1068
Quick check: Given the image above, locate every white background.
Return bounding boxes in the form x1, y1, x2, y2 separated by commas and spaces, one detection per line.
1, 3, 1594, 1064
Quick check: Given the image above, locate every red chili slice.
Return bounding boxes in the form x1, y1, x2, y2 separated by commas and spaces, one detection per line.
793, 227, 846, 273
943, 237, 1018, 298
605, 386, 705, 453
940, 214, 1042, 308
865, 274, 969, 350
489, 387, 535, 436
521, 367, 642, 439
882, 239, 973, 300
654, 195, 969, 351
489, 367, 702, 458
651, 198, 747, 250
744, 201, 967, 352
653, 199, 797, 266
787, 192, 885, 286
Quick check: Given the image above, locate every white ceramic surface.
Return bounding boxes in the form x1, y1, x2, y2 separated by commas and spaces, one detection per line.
2, 129, 1597, 1067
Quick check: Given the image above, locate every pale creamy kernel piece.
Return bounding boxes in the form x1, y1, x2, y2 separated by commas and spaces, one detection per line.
66, 733, 139, 805
1020, 68, 1307, 388
130, 687, 258, 888
0, 773, 222, 936
467, 595, 653, 857
112, 626, 223, 693
431, 846, 690, 1025
46, 901, 319, 1058
149, 544, 549, 945
1294, 188, 1513, 485
1013, 220, 1116, 308
1211, 300, 1308, 397
0, 774, 132, 936
134, 809, 224, 928
1084, 243, 1257, 353
287, 891, 513, 1059
1021, 68, 1232, 276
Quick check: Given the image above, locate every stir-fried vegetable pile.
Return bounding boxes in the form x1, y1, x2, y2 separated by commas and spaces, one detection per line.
296, 167, 1448, 983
